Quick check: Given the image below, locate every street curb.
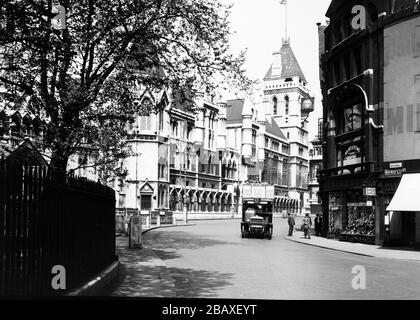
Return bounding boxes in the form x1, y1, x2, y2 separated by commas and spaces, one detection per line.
173, 217, 242, 222
284, 236, 374, 258
181, 218, 242, 223
67, 260, 120, 296
141, 223, 197, 235
116, 218, 242, 238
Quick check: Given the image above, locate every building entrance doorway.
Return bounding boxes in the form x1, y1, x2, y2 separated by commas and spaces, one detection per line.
141, 195, 152, 211
401, 212, 416, 246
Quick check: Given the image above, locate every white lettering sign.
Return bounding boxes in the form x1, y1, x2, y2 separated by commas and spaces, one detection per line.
351, 5, 367, 31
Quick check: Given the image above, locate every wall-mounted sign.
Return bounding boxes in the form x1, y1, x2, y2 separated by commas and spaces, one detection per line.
384, 168, 407, 177
347, 202, 372, 207
363, 187, 376, 197
389, 162, 403, 169
384, 17, 420, 162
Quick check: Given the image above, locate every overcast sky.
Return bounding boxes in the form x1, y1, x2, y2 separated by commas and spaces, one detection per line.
221, 0, 332, 140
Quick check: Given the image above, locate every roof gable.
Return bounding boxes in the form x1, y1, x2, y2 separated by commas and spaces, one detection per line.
265, 120, 287, 141
0, 139, 48, 166
139, 181, 154, 193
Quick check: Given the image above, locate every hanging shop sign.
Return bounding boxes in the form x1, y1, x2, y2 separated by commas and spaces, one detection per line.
363, 187, 376, 197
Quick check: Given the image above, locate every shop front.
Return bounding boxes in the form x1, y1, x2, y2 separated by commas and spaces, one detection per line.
327, 189, 376, 244
386, 173, 420, 248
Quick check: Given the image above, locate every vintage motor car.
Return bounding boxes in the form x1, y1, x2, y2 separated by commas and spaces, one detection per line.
240, 184, 274, 240
241, 202, 273, 239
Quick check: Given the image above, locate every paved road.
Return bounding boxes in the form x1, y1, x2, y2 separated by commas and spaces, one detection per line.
110, 218, 420, 300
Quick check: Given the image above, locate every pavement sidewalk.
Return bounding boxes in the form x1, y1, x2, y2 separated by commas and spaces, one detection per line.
109, 223, 195, 297
108, 235, 176, 297
285, 230, 420, 261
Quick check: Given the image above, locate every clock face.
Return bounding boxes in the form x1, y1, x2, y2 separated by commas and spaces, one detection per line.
303, 99, 312, 108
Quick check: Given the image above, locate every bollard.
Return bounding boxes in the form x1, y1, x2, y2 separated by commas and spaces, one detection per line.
157, 213, 161, 227
183, 204, 188, 224
129, 215, 142, 248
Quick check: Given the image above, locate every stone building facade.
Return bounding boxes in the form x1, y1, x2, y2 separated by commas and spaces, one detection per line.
318, 0, 420, 245
1, 38, 315, 220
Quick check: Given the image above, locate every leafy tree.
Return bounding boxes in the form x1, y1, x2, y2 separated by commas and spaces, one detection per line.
0, 0, 251, 180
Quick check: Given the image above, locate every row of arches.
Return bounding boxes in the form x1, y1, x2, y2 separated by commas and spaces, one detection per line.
169, 187, 235, 213
273, 197, 301, 214
0, 110, 44, 138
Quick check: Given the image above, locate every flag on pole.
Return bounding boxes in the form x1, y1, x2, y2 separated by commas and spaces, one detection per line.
279, 0, 287, 5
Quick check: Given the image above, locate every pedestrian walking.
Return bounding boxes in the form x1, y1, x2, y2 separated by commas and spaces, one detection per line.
303, 213, 312, 239
314, 213, 323, 237
287, 213, 295, 236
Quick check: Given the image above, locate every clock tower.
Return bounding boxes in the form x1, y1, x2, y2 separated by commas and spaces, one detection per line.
262, 38, 314, 213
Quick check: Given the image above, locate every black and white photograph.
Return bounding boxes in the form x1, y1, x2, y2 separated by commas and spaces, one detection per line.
1, 0, 420, 309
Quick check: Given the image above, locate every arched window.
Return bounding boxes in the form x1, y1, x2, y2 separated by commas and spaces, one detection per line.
158, 100, 166, 132
139, 98, 153, 131
23, 116, 32, 136
0, 112, 8, 136
273, 96, 278, 115
285, 96, 289, 115
11, 113, 21, 136
208, 156, 212, 174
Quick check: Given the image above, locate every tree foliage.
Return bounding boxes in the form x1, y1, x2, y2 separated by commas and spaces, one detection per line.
0, 0, 251, 179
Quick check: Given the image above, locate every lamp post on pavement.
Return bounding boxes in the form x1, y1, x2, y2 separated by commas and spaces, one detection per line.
232, 181, 239, 218
183, 145, 190, 224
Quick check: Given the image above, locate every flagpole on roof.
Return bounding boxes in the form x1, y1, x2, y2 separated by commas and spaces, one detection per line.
285, 0, 287, 42
279, 0, 288, 43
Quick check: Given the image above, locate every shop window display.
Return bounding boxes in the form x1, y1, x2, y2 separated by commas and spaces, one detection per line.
328, 191, 376, 242
345, 205, 375, 235
344, 191, 375, 236
328, 192, 345, 238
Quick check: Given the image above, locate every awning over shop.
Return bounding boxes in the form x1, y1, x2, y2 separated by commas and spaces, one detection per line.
387, 174, 420, 212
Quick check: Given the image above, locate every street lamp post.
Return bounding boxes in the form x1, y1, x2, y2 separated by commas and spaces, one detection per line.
183, 145, 190, 224
232, 181, 239, 219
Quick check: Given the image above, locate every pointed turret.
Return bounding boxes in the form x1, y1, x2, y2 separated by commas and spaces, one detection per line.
241, 99, 254, 160
264, 39, 307, 83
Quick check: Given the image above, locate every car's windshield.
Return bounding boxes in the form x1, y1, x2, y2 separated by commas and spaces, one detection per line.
244, 203, 272, 214
245, 208, 256, 215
